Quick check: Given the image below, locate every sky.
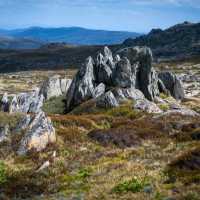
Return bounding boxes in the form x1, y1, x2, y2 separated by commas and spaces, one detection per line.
0, 0, 200, 33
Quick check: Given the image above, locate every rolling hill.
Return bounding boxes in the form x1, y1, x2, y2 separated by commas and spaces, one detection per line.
0, 27, 141, 46
0, 36, 44, 49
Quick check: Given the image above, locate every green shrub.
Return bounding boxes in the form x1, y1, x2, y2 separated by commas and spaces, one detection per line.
60, 168, 92, 194
0, 161, 7, 185
112, 177, 150, 193
159, 104, 169, 111
77, 168, 91, 179
43, 96, 65, 114
106, 104, 141, 119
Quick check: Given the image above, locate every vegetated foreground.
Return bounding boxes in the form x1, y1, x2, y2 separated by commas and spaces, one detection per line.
1, 102, 200, 200
0, 55, 200, 199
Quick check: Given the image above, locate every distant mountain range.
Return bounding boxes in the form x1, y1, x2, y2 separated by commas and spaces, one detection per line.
1, 22, 200, 73
0, 27, 141, 48
123, 21, 200, 60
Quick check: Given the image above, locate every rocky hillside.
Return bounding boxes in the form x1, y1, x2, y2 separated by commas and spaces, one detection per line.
123, 22, 200, 60
0, 45, 108, 73
0, 46, 200, 199
0, 36, 44, 49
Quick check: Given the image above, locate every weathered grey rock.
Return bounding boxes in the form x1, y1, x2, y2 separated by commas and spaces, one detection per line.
96, 91, 119, 108
145, 68, 160, 100
117, 46, 143, 64
40, 75, 62, 100
98, 64, 113, 85
60, 78, 72, 94
114, 54, 121, 63
158, 79, 169, 94
96, 53, 113, 85
66, 56, 95, 111
9, 95, 18, 113
104, 46, 114, 64
134, 99, 162, 114
112, 87, 145, 103
118, 47, 160, 100
28, 94, 44, 113
158, 71, 185, 100
1, 93, 9, 112
122, 88, 145, 100
9, 90, 43, 114
0, 125, 9, 143
169, 103, 182, 110
18, 111, 56, 155
113, 57, 136, 88
17, 93, 33, 113
92, 83, 106, 98
95, 46, 116, 85
154, 108, 199, 119
154, 96, 167, 104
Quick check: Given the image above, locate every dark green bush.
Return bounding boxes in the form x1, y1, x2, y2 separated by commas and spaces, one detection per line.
43, 96, 66, 114
112, 177, 150, 193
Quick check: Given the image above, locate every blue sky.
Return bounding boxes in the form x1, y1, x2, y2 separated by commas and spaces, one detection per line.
0, 0, 200, 33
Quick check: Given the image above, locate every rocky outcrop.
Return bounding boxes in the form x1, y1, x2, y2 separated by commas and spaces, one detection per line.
40, 75, 62, 100
96, 51, 113, 85
134, 99, 162, 114
66, 56, 95, 111
28, 94, 44, 113
18, 111, 56, 155
118, 47, 160, 100
1, 93, 9, 112
1, 89, 44, 114
96, 91, 119, 108
92, 83, 106, 98
113, 57, 135, 88
154, 106, 199, 119
112, 88, 145, 103
0, 79, 61, 155
158, 71, 185, 100
60, 78, 72, 94
39, 75, 72, 100
0, 75, 72, 114
65, 46, 175, 112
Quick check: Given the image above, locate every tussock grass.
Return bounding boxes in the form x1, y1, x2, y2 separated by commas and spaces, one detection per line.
0, 112, 23, 128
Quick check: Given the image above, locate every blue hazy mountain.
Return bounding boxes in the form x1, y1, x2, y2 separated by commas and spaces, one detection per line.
0, 26, 141, 46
